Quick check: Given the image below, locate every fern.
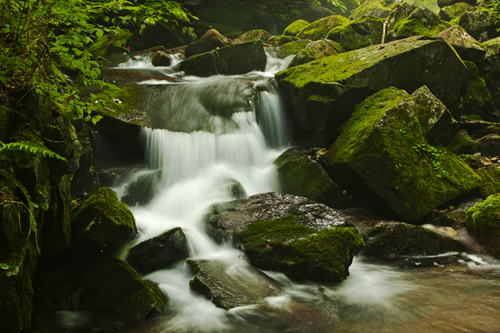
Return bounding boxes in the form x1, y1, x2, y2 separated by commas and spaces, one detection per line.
0, 141, 67, 162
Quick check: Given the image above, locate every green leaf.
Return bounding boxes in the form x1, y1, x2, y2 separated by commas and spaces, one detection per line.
96, 29, 104, 38
0, 263, 9, 270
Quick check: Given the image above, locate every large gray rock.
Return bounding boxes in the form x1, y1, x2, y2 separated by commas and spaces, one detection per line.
276, 36, 468, 144
288, 39, 342, 68
436, 25, 486, 63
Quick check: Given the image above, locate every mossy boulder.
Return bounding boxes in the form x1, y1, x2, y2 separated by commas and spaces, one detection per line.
178, 41, 267, 77
288, 39, 342, 68
462, 61, 495, 121
466, 194, 500, 258
187, 259, 283, 309
436, 25, 486, 63
121, 170, 161, 206
327, 16, 385, 52
477, 167, 500, 197
440, 2, 474, 22
71, 187, 137, 255
459, 10, 500, 41
235, 29, 272, 43
184, 29, 233, 59
438, 0, 476, 8
127, 227, 190, 274
274, 148, 353, 209
296, 15, 349, 41
350, 0, 394, 20
446, 129, 476, 154
361, 221, 468, 257
204, 192, 364, 283
275, 36, 468, 144
80, 257, 167, 320
387, 3, 451, 41
283, 19, 310, 36
276, 40, 311, 58
273, 35, 300, 47
478, 37, 500, 111
323, 87, 482, 222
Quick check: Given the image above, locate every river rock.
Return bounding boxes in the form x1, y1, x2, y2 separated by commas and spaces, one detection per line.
178, 41, 267, 77
127, 227, 190, 274
71, 187, 137, 255
478, 37, 500, 111
386, 3, 451, 41
327, 16, 385, 52
466, 193, 500, 258
274, 148, 353, 209
185, 29, 232, 59
204, 192, 364, 283
296, 15, 349, 41
361, 221, 468, 257
276, 35, 468, 144
459, 10, 500, 41
121, 170, 161, 206
462, 61, 495, 121
151, 50, 172, 67
474, 134, 500, 157
288, 39, 342, 68
187, 259, 283, 309
323, 87, 482, 222
436, 25, 486, 63
235, 29, 272, 43
283, 20, 310, 36
350, 0, 393, 20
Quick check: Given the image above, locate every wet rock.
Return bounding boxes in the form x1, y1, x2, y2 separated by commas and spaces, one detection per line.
151, 50, 172, 67
178, 41, 267, 77
297, 15, 349, 41
121, 170, 161, 206
71, 188, 137, 255
187, 259, 283, 309
474, 134, 500, 157
235, 29, 272, 44
327, 16, 385, 52
185, 29, 232, 59
204, 192, 364, 283
436, 25, 486, 63
462, 61, 495, 121
274, 148, 353, 209
276, 36, 468, 144
459, 10, 500, 41
466, 193, 500, 258
288, 39, 342, 68
350, 0, 393, 20
361, 221, 468, 257
322, 87, 482, 222
283, 20, 310, 37
431, 201, 477, 227
127, 227, 190, 274
228, 179, 247, 199
386, 3, 451, 41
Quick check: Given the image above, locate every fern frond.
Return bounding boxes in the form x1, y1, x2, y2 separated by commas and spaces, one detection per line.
0, 141, 67, 162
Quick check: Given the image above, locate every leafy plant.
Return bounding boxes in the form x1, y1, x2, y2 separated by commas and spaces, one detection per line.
413, 142, 446, 176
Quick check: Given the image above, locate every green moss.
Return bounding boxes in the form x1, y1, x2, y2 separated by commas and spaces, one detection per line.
466, 194, 500, 258
283, 19, 310, 36
463, 60, 493, 117
327, 16, 385, 52
391, 14, 451, 39
442, 2, 474, 21
477, 167, 500, 197
349, 0, 392, 20
276, 40, 310, 58
274, 35, 300, 46
446, 129, 476, 155
297, 15, 349, 41
236, 29, 271, 43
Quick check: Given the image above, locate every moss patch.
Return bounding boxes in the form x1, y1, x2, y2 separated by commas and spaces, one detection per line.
297, 15, 349, 41
327, 16, 385, 52
283, 19, 310, 36
276, 40, 310, 58
466, 194, 500, 258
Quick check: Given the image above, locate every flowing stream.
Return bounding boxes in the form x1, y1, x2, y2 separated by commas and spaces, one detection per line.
32, 53, 500, 333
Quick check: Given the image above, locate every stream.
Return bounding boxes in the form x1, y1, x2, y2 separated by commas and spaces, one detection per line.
29, 53, 500, 333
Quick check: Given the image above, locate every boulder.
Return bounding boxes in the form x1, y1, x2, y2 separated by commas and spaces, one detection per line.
127, 227, 190, 274
274, 148, 353, 209
276, 40, 310, 58
459, 10, 500, 41
323, 87, 482, 222
228, 179, 247, 199
436, 25, 486, 63
386, 3, 451, 42
204, 192, 364, 283
296, 15, 349, 41
71, 187, 137, 255
474, 134, 500, 157
478, 37, 500, 110
300, 3, 336, 22
350, 0, 393, 20
151, 50, 172, 67
446, 129, 476, 154
327, 16, 385, 52
466, 194, 500, 258
477, 167, 500, 197
275, 36, 469, 144
283, 20, 310, 37
184, 29, 232, 59
235, 29, 272, 43
121, 170, 161, 206
178, 41, 267, 77
462, 61, 495, 121
288, 39, 342, 68
431, 201, 477, 227
440, 2, 474, 22
187, 259, 283, 309
438, 0, 476, 8
361, 221, 468, 257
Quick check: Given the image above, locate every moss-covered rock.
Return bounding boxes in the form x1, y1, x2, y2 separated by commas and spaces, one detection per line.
438, 0, 476, 8
283, 19, 310, 36
275, 36, 468, 144
71, 187, 137, 255
288, 39, 342, 68
441, 2, 474, 22
276, 40, 311, 58
361, 221, 468, 257
273, 35, 300, 46
459, 10, 500, 41
178, 41, 267, 77
478, 37, 500, 111
387, 3, 451, 41
323, 87, 482, 222
477, 167, 500, 197
327, 16, 385, 52
274, 148, 353, 209
235, 29, 272, 43
127, 227, 189, 274
297, 15, 349, 41
462, 60, 495, 121
466, 194, 500, 258
350, 0, 394, 20
446, 129, 476, 154
184, 29, 233, 59
187, 259, 283, 309
436, 25, 486, 63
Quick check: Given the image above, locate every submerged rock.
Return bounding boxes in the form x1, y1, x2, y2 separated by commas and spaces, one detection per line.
127, 227, 190, 274
204, 192, 364, 283
187, 259, 283, 309
466, 194, 500, 258
296, 15, 349, 41
327, 16, 385, 52
288, 39, 342, 68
